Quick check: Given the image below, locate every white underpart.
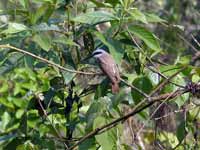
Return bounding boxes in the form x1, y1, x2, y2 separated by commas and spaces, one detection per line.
112, 65, 116, 74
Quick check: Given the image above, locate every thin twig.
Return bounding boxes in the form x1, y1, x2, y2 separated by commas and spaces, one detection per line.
145, 65, 185, 88
191, 34, 200, 48
149, 66, 187, 97
178, 34, 199, 53
0, 44, 97, 75
120, 78, 150, 98
126, 28, 185, 89
68, 67, 187, 149
154, 105, 194, 120
36, 95, 69, 149
136, 89, 181, 138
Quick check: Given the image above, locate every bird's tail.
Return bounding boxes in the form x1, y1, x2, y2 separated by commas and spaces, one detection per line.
111, 83, 119, 93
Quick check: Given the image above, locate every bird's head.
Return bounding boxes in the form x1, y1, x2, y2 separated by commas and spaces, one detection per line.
92, 48, 108, 58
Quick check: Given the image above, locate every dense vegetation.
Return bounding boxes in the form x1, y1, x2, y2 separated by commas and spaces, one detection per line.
0, 0, 199, 149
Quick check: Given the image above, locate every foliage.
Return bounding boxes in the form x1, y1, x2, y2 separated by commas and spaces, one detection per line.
0, 0, 199, 149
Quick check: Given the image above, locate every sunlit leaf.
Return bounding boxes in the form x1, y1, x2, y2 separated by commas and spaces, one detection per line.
1, 112, 11, 130
128, 25, 160, 50
93, 117, 115, 150
16, 140, 39, 150
30, 3, 54, 24
33, 33, 51, 51
2, 23, 28, 34
89, 0, 113, 7
53, 36, 79, 47
145, 13, 166, 23
73, 11, 118, 24
33, 23, 60, 31
129, 8, 148, 24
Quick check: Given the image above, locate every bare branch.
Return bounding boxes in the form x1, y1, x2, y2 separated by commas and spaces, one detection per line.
68, 67, 187, 150
35, 94, 69, 149
0, 44, 98, 75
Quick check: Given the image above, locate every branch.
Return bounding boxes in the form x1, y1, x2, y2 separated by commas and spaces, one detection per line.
120, 78, 150, 98
0, 44, 98, 75
178, 34, 199, 53
149, 66, 187, 97
35, 94, 69, 149
68, 67, 187, 149
68, 89, 187, 149
145, 65, 185, 88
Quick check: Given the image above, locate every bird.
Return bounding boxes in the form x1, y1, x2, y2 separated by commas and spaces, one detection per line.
92, 48, 120, 93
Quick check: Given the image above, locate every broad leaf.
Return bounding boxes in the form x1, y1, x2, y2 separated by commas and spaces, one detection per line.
93, 117, 115, 150
128, 25, 160, 50
94, 31, 123, 64
73, 11, 118, 24
132, 76, 153, 103
33, 33, 51, 51
145, 13, 166, 23
129, 8, 148, 24
176, 121, 186, 142
30, 3, 54, 24
2, 23, 28, 34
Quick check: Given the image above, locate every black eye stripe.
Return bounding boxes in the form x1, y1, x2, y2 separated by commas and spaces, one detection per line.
92, 51, 102, 56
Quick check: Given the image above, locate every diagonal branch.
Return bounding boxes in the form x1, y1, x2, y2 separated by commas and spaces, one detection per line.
68, 89, 187, 150
35, 94, 69, 149
68, 66, 187, 150
0, 44, 98, 75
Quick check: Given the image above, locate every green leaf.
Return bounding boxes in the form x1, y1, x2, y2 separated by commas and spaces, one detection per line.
176, 121, 186, 142
160, 65, 183, 76
53, 36, 80, 47
89, 0, 113, 7
105, 0, 120, 6
107, 39, 124, 64
192, 74, 200, 82
16, 109, 24, 119
131, 76, 153, 103
128, 25, 160, 50
129, 8, 148, 24
16, 140, 39, 150
2, 23, 28, 34
1, 112, 11, 130
94, 31, 122, 64
86, 101, 105, 130
33, 33, 51, 51
73, 11, 118, 24
0, 98, 15, 109
170, 75, 188, 108
9, 97, 27, 108
30, 3, 54, 24
18, 0, 26, 8
175, 55, 191, 65
62, 71, 75, 85
0, 81, 8, 92
94, 78, 109, 99
145, 13, 166, 23
79, 138, 96, 150
93, 117, 114, 150
27, 110, 40, 128
33, 23, 60, 32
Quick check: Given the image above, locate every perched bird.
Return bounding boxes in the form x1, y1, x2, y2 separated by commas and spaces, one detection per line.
92, 48, 120, 93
